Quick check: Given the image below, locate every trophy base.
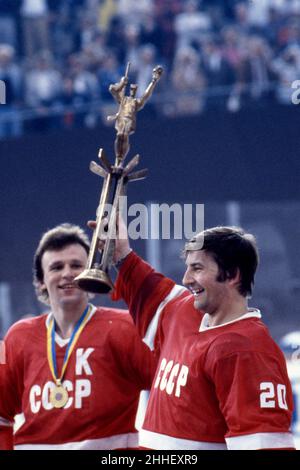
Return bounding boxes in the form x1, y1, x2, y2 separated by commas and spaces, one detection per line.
74, 269, 114, 294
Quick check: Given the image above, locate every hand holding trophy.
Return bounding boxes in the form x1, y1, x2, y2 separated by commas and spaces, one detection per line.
75, 63, 163, 294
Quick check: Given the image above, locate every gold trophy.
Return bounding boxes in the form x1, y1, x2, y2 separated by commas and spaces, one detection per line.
75, 63, 163, 293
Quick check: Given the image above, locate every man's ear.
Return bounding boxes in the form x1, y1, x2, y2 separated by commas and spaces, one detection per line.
227, 268, 241, 288
38, 282, 48, 297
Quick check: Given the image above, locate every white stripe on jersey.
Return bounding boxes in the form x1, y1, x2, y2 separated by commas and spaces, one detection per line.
138, 286, 187, 432
226, 432, 295, 450
143, 285, 187, 351
14, 432, 138, 450
0, 416, 13, 427
140, 429, 227, 450
14, 413, 25, 433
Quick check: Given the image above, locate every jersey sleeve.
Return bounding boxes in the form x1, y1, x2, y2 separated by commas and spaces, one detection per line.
205, 334, 295, 450
109, 316, 157, 390
0, 359, 13, 449
0, 328, 24, 449
113, 251, 175, 338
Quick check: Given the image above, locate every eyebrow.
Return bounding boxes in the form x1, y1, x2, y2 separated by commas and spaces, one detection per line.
48, 260, 63, 268
48, 259, 84, 268
186, 262, 205, 268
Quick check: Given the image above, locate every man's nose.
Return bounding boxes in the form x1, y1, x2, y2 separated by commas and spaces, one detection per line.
182, 269, 192, 287
61, 265, 74, 277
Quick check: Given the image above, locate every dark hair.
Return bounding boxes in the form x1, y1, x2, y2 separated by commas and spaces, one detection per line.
184, 226, 259, 297
33, 223, 90, 304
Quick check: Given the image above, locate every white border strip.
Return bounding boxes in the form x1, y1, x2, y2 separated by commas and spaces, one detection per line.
14, 432, 138, 450
140, 429, 227, 450
226, 432, 295, 450
143, 285, 187, 350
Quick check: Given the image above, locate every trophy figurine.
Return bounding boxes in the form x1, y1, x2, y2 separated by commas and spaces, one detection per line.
75, 63, 163, 294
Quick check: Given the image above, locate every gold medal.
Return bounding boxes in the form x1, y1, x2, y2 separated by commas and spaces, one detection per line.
50, 383, 69, 408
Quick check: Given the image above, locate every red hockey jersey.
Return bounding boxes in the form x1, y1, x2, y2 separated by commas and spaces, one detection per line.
114, 252, 295, 450
0, 304, 155, 450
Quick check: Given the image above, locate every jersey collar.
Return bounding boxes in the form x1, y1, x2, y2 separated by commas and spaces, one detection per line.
199, 308, 261, 332
45, 303, 97, 347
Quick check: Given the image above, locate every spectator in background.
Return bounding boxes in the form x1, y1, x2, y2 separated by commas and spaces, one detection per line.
174, 0, 212, 49
69, 55, 98, 103
59, 56, 99, 130
169, 45, 205, 116
262, 6, 285, 49
25, 54, 62, 131
140, 14, 164, 58
153, 0, 182, 17
69, 54, 99, 127
25, 54, 61, 108
0, 1, 21, 49
201, 38, 236, 107
247, 0, 285, 29
153, 0, 181, 66
136, 44, 159, 97
117, 0, 153, 25
59, 76, 83, 129
157, 11, 177, 68
123, 24, 142, 79
82, 31, 108, 73
236, 35, 276, 106
233, 2, 253, 35
282, 20, 300, 49
51, 3, 79, 61
78, 14, 98, 51
106, 15, 126, 64
272, 44, 300, 103
221, 26, 244, 70
21, 0, 50, 57
98, 0, 118, 33
98, 52, 121, 101
0, 45, 23, 139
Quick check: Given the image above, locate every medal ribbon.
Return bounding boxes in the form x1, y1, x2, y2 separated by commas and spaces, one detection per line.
47, 304, 92, 384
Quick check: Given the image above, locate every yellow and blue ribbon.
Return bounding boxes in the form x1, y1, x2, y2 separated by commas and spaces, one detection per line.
47, 304, 92, 384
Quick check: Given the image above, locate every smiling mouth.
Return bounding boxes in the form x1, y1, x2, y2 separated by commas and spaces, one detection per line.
59, 283, 77, 290
191, 288, 205, 297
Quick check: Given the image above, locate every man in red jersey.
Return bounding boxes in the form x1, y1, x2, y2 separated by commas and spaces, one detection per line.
112, 223, 295, 450
0, 223, 155, 450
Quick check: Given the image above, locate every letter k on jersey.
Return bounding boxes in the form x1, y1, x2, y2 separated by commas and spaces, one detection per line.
76, 348, 94, 375
154, 358, 189, 397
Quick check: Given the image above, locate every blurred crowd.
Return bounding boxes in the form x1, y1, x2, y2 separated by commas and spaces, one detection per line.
1, 0, 300, 139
